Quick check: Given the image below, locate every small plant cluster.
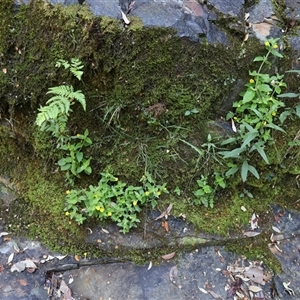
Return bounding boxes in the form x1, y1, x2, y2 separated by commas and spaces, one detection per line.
188, 38, 300, 207
64, 172, 168, 233
58, 129, 92, 185
36, 58, 92, 185
193, 172, 226, 208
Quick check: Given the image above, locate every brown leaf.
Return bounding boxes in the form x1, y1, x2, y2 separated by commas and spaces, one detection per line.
161, 221, 169, 232
74, 255, 80, 262
155, 204, 173, 220
59, 280, 73, 300
19, 279, 28, 286
0, 265, 4, 272
162, 252, 176, 260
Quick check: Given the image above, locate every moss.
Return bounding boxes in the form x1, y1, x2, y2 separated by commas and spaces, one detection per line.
0, 0, 299, 269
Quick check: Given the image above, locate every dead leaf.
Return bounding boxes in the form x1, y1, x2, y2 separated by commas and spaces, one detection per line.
227, 277, 242, 298
2, 68, 7, 74
250, 213, 259, 230
208, 290, 222, 299
169, 265, 178, 282
241, 206, 247, 212
272, 226, 281, 233
162, 252, 175, 260
0, 232, 9, 237
74, 255, 80, 262
248, 285, 263, 293
231, 118, 237, 132
155, 204, 173, 221
101, 228, 109, 234
11, 260, 37, 273
121, 10, 130, 25
161, 221, 169, 232
59, 280, 73, 300
198, 287, 208, 294
244, 265, 271, 285
244, 231, 261, 237
18, 279, 28, 286
7, 253, 14, 264
0, 265, 4, 272
56, 255, 67, 260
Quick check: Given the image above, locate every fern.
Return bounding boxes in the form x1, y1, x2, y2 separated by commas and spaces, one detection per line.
36, 85, 86, 128
55, 58, 84, 81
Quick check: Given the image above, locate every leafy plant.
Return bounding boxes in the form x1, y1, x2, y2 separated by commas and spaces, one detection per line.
65, 172, 168, 233
220, 38, 294, 182
226, 38, 288, 143
55, 58, 84, 81
58, 129, 93, 185
36, 58, 85, 142
193, 172, 226, 208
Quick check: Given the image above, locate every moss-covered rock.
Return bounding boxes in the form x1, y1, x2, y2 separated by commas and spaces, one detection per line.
0, 0, 299, 264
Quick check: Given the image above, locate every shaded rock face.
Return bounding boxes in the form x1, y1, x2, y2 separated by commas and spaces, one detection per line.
13, 0, 300, 48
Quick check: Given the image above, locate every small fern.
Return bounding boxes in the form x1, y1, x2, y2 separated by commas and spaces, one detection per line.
55, 58, 84, 81
36, 58, 86, 140
36, 85, 85, 127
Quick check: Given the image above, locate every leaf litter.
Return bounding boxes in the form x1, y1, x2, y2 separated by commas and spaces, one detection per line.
224, 257, 272, 299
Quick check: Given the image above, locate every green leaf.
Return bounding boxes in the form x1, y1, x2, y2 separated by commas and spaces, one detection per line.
219, 147, 246, 159
278, 93, 299, 98
179, 139, 204, 157
250, 142, 269, 164
248, 164, 260, 179
242, 90, 255, 103
241, 160, 249, 182
296, 104, 300, 117
76, 152, 83, 162
270, 49, 283, 58
258, 84, 272, 93
253, 56, 265, 62
225, 166, 239, 177
265, 123, 286, 133
241, 131, 258, 149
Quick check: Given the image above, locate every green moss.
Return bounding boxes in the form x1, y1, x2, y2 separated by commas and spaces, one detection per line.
0, 0, 299, 269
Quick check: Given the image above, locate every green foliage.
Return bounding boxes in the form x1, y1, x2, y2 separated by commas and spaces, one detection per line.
35, 58, 92, 185
55, 58, 84, 81
36, 58, 86, 141
221, 38, 297, 182
193, 172, 226, 208
58, 129, 93, 185
227, 38, 288, 143
65, 172, 168, 233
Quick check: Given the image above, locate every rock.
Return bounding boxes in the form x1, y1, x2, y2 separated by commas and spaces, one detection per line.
85, 0, 121, 19
207, 0, 245, 17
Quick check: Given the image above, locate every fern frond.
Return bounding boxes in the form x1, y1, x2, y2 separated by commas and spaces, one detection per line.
69, 90, 86, 111
36, 97, 72, 127
46, 85, 74, 99
70, 58, 84, 80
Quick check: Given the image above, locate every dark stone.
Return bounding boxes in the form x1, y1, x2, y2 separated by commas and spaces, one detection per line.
248, 0, 274, 23
85, 0, 121, 18
207, 0, 245, 17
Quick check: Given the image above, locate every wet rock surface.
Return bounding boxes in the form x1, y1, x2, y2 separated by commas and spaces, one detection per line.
1, 179, 300, 299
12, 0, 300, 53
